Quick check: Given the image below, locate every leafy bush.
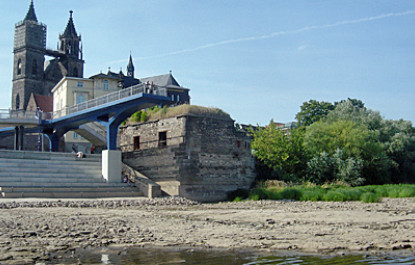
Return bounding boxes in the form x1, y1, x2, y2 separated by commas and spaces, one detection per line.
242, 184, 415, 203
306, 149, 364, 186
233, 196, 244, 202
130, 111, 142, 122
140, 111, 148, 122
249, 194, 260, 201
323, 191, 345, 201
280, 188, 302, 200
300, 190, 324, 201
360, 192, 381, 203
336, 188, 361, 201
399, 187, 415, 197
248, 188, 268, 200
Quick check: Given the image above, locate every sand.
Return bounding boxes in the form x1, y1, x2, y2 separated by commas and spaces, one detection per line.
0, 197, 414, 264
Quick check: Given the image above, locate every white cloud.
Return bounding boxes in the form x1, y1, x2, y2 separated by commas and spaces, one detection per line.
298, 45, 308, 51
106, 10, 415, 64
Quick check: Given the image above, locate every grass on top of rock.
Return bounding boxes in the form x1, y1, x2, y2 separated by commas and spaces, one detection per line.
123, 104, 231, 126
229, 184, 415, 203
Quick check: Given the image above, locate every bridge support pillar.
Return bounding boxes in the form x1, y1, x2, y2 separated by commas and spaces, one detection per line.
102, 150, 121, 183
14, 126, 25, 151
50, 134, 60, 152
106, 124, 118, 150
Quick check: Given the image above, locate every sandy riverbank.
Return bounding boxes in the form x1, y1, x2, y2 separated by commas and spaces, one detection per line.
0, 197, 414, 264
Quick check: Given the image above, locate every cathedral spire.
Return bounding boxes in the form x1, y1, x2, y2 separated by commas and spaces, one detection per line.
24, 0, 38, 22
62, 10, 77, 37
127, 52, 135, 78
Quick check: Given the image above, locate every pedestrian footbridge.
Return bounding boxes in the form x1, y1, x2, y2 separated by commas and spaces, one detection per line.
0, 83, 172, 151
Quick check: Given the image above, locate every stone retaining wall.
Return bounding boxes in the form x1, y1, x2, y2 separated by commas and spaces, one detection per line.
120, 114, 255, 202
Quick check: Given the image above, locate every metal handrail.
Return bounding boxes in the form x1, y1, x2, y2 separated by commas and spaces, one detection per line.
0, 109, 39, 120
49, 83, 167, 120
0, 83, 167, 122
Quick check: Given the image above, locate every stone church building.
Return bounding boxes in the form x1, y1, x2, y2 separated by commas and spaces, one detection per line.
11, 1, 190, 114
12, 1, 84, 112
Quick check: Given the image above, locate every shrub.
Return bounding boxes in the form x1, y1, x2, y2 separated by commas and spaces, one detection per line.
264, 188, 282, 200
300, 190, 324, 201
323, 191, 345, 201
387, 187, 400, 198
249, 188, 268, 200
360, 192, 381, 203
280, 188, 302, 200
336, 188, 361, 201
249, 194, 260, 201
140, 111, 148, 122
399, 187, 415, 197
233, 196, 244, 202
130, 111, 142, 122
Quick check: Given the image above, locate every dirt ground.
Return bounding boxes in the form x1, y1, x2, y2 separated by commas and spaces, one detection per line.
0, 197, 414, 264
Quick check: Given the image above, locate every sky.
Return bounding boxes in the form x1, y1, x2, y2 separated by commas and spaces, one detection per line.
0, 0, 414, 126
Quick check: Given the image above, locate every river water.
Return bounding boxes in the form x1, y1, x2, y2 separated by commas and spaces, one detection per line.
56, 247, 415, 264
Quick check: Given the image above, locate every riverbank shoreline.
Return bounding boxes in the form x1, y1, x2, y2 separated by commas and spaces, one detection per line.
0, 197, 414, 264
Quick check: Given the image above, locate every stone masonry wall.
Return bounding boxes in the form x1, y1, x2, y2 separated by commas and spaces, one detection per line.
120, 114, 255, 202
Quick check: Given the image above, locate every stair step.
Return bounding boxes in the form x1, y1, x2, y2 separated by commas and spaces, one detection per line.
1, 190, 143, 199
0, 158, 101, 167
0, 151, 143, 199
0, 186, 137, 193
0, 176, 104, 183
0, 169, 101, 176
0, 183, 134, 188
0, 151, 102, 162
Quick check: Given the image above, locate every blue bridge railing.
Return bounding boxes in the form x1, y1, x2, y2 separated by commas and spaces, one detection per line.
0, 83, 167, 122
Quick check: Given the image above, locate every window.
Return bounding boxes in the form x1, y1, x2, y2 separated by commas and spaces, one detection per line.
76, 94, 86, 104
177, 95, 180, 102
133, 136, 140, 150
15, 94, 20, 110
158, 131, 167, 148
103, 80, 109, 90
32, 59, 37, 75
77, 81, 84, 88
73, 132, 78, 139
17, 59, 22, 75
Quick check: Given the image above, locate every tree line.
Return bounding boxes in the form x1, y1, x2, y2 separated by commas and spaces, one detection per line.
250, 99, 415, 186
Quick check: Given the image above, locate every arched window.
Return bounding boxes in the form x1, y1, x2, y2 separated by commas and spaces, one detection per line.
32, 59, 37, 75
15, 94, 20, 110
68, 40, 72, 54
73, 67, 78, 77
17, 59, 22, 75
76, 94, 86, 104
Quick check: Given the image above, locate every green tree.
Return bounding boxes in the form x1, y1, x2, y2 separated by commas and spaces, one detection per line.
296, 100, 335, 127
306, 149, 364, 186
304, 119, 389, 185
381, 119, 415, 183
250, 121, 308, 181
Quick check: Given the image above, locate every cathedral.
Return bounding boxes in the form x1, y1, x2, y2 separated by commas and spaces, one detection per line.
12, 1, 84, 111
11, 1, 190, 113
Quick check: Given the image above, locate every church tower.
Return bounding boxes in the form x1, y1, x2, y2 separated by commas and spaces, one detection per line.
58, 10, 84, 78
12, 0, 46, 110
127, 53, 135, 78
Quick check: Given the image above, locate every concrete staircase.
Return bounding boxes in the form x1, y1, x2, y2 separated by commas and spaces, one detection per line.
0, 150, 143, 198
75, 122, 107, 146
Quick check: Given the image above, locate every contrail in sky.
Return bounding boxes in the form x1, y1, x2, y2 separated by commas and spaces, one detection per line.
109, 10, 415, 64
